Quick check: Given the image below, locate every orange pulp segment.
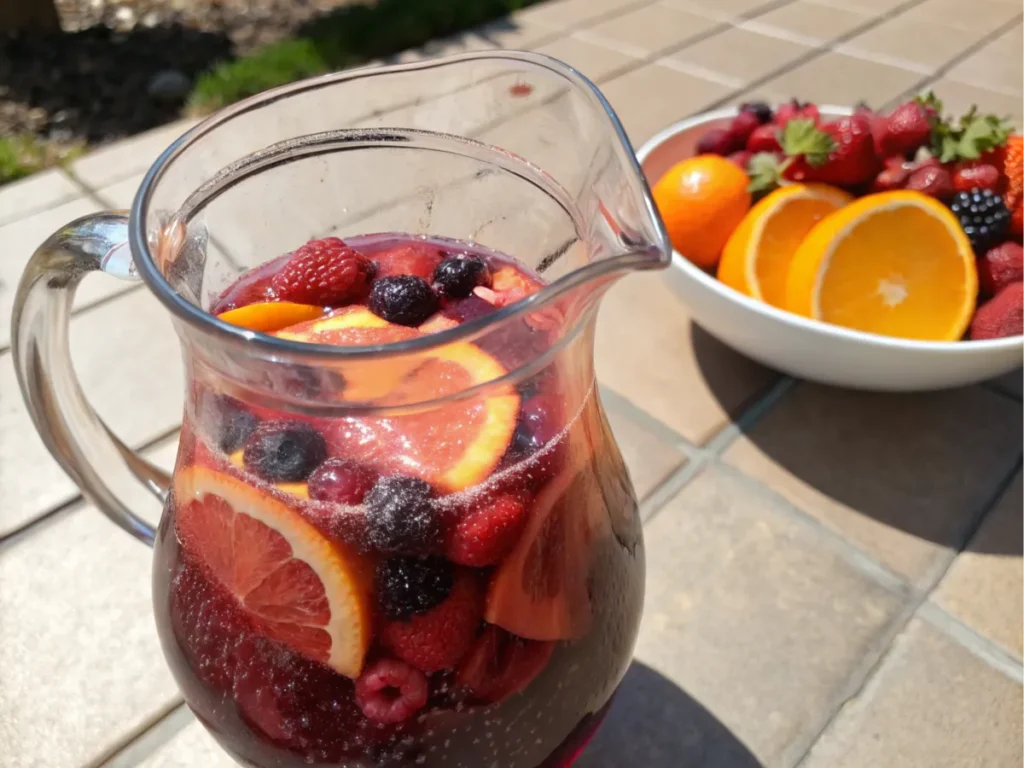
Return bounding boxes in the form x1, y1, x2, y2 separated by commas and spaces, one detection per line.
173, 466, 373, 678
785, 191, 977, 341
218, 301, 327, 332
718, 183, 852, 307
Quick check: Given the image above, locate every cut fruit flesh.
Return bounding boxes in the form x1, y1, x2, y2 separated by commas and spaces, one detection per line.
718, 183, 852, 307
173, 466, 373, 678
277, 306, 520, 492
785, 190, 977, 341
484, 455, 608, 642
217, 301, 328, 332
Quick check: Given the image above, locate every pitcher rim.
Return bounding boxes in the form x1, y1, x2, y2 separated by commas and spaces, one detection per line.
128, 49, 671, 361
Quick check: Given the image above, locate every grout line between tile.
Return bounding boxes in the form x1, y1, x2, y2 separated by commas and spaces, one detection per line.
982, 378, 1023, 403
597, 384, 700, 455
703, 375, 796, 456
916, 601, 1024, 683
90, 699, 188, 768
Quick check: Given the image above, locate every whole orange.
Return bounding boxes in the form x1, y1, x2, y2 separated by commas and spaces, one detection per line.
652, 155, 751, 269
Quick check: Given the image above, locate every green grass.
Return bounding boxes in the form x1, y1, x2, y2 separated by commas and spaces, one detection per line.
0, 134, 81, 186
188, 0, 545, 113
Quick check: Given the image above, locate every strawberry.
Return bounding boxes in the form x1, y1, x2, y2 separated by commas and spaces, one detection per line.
727, 110, 762, 146
774, 99, 820, 128
373, 241, 444, 280
781, 115, 880, 187
970, 282, 1023, 340
455, 626, 555, 704
696, 127, 739, 156
1005, 134, 1023, 208
978, 242, 1024, 296
906, 164, 954, 199
446, 492, 529, 567
271, 237, 374, 306
746, 123, 781, 153
952, 161, 1002, 193
874, 99, 933, 158
1012, 203, 1023, 240
379, 569, 484, 673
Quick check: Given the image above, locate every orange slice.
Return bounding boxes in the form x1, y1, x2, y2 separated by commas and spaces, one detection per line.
173, 466, 373, 678
278, 306, 520, 492
718, 183, 852, 307
218, 301, 327, 333
785, 191, 977, 341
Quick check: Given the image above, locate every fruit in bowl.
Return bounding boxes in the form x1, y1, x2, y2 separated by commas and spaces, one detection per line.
651, 93, 1023, 342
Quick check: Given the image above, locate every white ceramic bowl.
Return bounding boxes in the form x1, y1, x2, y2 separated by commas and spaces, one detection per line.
637, 105, 1023, 392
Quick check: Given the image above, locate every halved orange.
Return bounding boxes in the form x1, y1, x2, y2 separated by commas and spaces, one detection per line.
785, 191, 977, 341
718, 183, 852, 307
278, 306, 520, 492
173, 466, 373, 678
218, 301, 327, 333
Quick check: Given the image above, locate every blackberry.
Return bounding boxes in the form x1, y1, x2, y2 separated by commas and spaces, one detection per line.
950, 188, 1011, 252
368, 275, 438, 326
740, 100, 773, 124
364, 476, 440, 554
375, 556, 453, 620
432, 254, 492, 299
242, 420, 327, 482
198, 392, 257, 453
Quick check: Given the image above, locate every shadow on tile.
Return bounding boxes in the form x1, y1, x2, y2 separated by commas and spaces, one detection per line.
576, 662, 762, 767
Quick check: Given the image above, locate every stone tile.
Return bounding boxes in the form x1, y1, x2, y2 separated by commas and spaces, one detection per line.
70, 118, 199, 190
595, 273, 778, 445
933, 473, 1023, 659
762, 51, 922, 109
633, 468, 902, 764
534, 34, 641, 82
0, 196, 104, 350
838, 17, 976, 72
395, 18, 554, 61
0, 169, 82, 226
598, 63, 731, 146
137, 719, 236, 768
579, 3, 722, 57
665, 27, 813, 87
0, 289, 184, 537
661, 0, 781, 21
805, 0, 916, 11
925, 78, 1024, 128
801, 618, 1023, 768
93, 171, 145, 209
901, 0, 1022, 33
989, 368, 1023, 399
603, 395, 688, 500
516, 0, 648, 31
0, 437, 180, 768
946, 25, 1024, 95
741, 0, 871, 45
724, 384, 1023, 587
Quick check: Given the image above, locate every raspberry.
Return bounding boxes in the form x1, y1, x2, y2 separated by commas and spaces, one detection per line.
364, 476, 440, 555
373, 242, 445, 280
379, 569, 484, 673
950, 189, 1012, 253
446, 492, 529, 567
368, 275, 439, 327
970, 282, 1023, 340
727, 150, 753, 172
695, 128, 738, 156
308, 458, 378, 505
271, 237, 374, 306
242, 420, 327, 482
355, 658, 428, 724
376, 556, 453, 620
727, 110, 762, 146
978, 242, 1023, 296
432, 254, 492, 298
740, 101, 773, 124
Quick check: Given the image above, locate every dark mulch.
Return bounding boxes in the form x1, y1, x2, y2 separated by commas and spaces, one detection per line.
1, 0, 357, 146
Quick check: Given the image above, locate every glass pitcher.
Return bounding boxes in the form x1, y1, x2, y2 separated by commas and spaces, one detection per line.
12, 51, 670, 767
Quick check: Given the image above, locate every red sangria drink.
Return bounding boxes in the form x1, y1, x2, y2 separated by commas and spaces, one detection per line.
153, 233, 645, 767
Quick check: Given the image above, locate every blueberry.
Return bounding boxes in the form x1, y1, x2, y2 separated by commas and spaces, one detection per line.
242, 420, 327, 482
198, 392, 258, 453
376, 556, 453, 620
432, 254, 492, 299
368, 275, 438, 326
364, 476, 439, 554
741, 101, 773, 124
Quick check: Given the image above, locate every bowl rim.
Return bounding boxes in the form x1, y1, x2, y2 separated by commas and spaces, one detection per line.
636, 104, 1024, 354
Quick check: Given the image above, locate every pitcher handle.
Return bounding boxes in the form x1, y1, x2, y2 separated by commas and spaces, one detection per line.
11, 211, 169, 546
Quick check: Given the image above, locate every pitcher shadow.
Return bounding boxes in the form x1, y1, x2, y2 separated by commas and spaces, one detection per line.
690, 320, 1022, 557
575, 662, 762, 768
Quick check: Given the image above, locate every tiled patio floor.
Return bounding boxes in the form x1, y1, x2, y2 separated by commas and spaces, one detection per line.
0, 0, 1021, 765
